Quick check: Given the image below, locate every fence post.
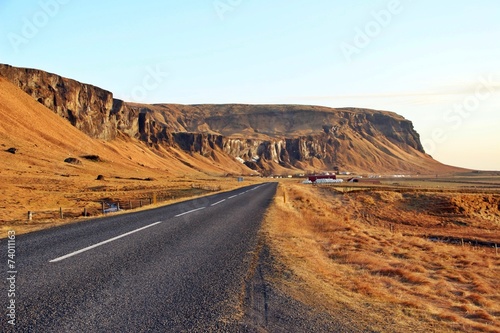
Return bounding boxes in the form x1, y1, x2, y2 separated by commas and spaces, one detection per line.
140, 200, 142, 208
28, 211, 32, 221
117, 202, 120, 211
60, 207, 63, 219
129, 200, 132, 210
84, 208, 87, 217
102, 202, 105, 214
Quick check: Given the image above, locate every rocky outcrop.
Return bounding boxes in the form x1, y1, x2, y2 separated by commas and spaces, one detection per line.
131, 104, 428, 172
0, 64, 442, 174
5, 147, 18, 154
64, 157, 82, 165
0, 64, 137, 140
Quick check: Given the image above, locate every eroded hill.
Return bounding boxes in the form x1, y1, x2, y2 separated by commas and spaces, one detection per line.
0, 63, 463, 175
0, 76, 253, 224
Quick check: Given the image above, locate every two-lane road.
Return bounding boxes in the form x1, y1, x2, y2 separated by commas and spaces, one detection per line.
1, 182, 277, 332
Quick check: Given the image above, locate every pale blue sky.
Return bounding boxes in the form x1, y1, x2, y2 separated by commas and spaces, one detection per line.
1, 0, 499, 170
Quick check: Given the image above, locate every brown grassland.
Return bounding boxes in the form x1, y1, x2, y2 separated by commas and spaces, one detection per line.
0, 76, 260, 236
264, 181, 500, 332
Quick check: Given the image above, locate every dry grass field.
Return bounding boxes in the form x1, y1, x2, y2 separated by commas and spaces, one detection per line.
264, 181, 500, 332
0, 77, 259, 236
0, 173, 257, 236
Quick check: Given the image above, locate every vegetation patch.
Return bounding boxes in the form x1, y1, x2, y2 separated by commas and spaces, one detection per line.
81, 154, 103, 162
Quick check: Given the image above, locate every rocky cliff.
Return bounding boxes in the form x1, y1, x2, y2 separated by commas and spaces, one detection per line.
0, 64, 139, 140
0, 64, 452, 174
129, 103, 429, 173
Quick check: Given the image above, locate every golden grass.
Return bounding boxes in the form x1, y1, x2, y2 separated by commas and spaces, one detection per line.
0, 175, 262, 236
264, 183, 500, 333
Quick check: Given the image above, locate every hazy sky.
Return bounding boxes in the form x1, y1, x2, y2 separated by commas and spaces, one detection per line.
1, 0, 499, 170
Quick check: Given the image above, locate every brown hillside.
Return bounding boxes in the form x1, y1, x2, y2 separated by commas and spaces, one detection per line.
0, 64, 466, 175
0, 77, 253, 225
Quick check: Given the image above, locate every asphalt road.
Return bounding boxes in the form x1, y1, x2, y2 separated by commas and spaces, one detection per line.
1, 182, 277, 332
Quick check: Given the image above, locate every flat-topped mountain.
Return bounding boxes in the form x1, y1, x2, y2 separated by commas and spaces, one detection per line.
0, 64, 462, 174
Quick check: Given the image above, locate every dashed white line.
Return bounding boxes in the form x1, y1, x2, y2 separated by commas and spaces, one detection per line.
49, 221, 163, 263
175, 207, 206, 217
48, 185, 269, 263
210, 199, 226, 207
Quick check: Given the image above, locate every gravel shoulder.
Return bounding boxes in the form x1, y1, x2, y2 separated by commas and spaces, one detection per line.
238, 239, 372, 333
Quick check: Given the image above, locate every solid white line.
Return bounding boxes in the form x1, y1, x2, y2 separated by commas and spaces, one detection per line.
49, 221, 163, 263
228, 195, 238, 199
175, 207, 206, 217
210, 199, 226, 207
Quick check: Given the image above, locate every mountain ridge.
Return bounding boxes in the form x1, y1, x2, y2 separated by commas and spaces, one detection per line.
0, 63, 463, 174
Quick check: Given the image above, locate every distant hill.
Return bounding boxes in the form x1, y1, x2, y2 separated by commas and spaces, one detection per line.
0, 63, 465, 175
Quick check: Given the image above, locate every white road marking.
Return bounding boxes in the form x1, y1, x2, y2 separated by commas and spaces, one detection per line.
49, 221, 163, 263
228, 195, 238, 199
210, 199, 226, 207
175, 207, 206, 217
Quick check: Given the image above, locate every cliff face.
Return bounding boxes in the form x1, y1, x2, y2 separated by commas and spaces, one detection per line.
132, 104, 428, 173
0, 64, 139, 140
0, 64, 446, 174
